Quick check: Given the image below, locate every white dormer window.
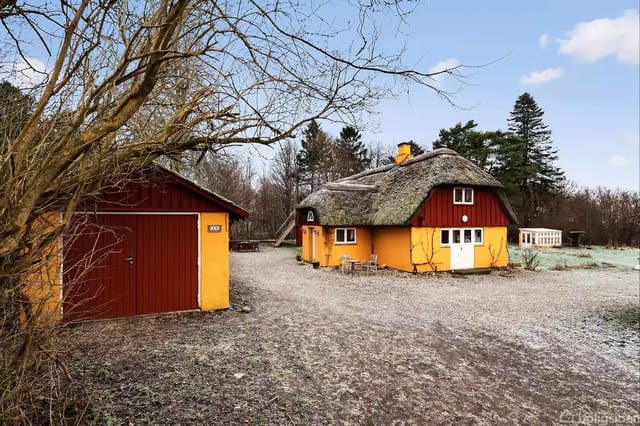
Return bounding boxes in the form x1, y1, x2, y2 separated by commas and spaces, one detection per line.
306, 211, 314, 222
453, 187, 473, 205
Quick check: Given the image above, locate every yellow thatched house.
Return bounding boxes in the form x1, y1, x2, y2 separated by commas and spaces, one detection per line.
297, 145, 517, 272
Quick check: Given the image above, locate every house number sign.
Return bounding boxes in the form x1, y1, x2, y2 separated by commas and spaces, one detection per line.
207, 225, 222, 233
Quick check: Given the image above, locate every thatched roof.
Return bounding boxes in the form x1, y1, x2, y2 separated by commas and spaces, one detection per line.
298, 148, 517, 226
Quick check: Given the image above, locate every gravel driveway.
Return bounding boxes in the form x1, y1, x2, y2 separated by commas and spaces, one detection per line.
70, 246, 639, 424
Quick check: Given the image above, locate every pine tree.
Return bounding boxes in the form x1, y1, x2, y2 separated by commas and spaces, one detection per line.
0, 81, 33, 149
334, 125, 371, 178
496, 92, 564, 224
432, 120, 503, 171
296, 120, 332, 193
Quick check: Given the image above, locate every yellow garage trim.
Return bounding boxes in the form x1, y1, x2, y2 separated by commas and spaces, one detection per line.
200, 212, 230, 310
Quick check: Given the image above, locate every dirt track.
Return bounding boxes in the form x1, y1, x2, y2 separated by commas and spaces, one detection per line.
69, 246, 640, 424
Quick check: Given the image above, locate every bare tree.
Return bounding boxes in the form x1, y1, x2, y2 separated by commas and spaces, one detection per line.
0, 0, 467, 420
271, 140, 300, 218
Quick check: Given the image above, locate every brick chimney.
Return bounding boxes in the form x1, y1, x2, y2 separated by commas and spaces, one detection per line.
395, 142, 413, 164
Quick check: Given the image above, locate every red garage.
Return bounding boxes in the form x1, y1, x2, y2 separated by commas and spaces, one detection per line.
56, 165, 247, 322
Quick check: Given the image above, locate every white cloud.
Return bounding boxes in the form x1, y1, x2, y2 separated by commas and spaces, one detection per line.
539, 33, 549, 48
428, 58, 460, 81
520, 67, 564, 84
0, 58, 49, 89
608, 155, 631, 167
558, 9, 639, 65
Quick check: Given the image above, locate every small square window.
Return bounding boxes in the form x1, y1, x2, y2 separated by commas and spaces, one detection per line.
454, 188, 463, 203
453, 230, 461, 244
346, 229, 355, 242
464, 229, 472, 243
453, 187, 474, 205
474, 229, 483, 244
440, 229, 450, 245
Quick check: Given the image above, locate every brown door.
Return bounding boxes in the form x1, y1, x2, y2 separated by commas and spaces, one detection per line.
63, 214, 198, 321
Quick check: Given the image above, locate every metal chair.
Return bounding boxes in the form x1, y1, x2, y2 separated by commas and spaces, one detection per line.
339, 253, 351, 274
361, 254, 379, 274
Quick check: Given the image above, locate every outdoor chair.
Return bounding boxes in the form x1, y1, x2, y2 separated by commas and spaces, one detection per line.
339, 253, 351, 274
361, 254, 379, 274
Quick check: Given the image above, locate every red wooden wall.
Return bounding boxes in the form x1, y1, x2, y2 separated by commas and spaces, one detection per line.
90, 179, 227, 212
78, 167, 247, 219
63, 214, 198, 321
411, 186, 510, 228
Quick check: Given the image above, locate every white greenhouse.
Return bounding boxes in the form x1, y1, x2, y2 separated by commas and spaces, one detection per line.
519, 228, 562, 248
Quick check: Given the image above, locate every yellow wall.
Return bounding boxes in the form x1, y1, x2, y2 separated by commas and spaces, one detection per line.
410, 227, 449, 272
411, 226, 508, 271
323, 227, 372, 266
372, 227, 412, 272
23, 214, 63, 323
300, 226, 317, 262
24, 212, 231, 322
302, 224, 508, 272
301, 226, 372, 266
475, 226, 508, 268
200, 212, 230, 310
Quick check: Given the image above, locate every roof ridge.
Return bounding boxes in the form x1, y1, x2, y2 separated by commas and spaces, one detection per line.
399, 148, 458, 167
321, 182, 378, 191
336, 163, 395, 182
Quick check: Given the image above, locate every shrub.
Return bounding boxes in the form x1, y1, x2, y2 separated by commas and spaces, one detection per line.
521, 249, 540, 271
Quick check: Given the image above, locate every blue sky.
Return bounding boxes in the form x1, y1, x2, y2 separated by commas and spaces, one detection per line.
315, 1, 639, 191
2, 1, 637, 190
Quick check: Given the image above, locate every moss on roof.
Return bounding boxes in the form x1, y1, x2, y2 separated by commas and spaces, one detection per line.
298, 148, 517, 226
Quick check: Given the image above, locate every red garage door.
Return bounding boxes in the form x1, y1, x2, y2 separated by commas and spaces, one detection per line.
63, 214, 198, 321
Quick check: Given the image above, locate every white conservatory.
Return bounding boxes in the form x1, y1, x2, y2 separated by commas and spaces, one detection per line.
519, 228, 562, 248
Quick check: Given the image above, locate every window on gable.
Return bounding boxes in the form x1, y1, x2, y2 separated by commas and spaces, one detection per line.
335, 228, 356, 244
453, 187, 474, 205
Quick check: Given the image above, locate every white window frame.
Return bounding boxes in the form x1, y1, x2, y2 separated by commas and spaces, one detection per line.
440, 229, 451, 246
440, 228, 483, 247
453, 187, 474, 205
335, 228, 356, 244
474, 228, 483, 245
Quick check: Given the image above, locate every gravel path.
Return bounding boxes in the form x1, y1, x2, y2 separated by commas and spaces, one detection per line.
235, 247, 640, 372
69, 245, 639, 425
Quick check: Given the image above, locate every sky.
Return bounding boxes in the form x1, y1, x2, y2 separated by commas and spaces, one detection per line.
1, 1, 638, 191
264, 0, 640, 191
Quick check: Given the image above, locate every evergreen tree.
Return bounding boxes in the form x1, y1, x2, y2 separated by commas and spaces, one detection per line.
334, 125, 370, 178
0, 81, 33, 150
496, 92, 564, 224
432, 120, 503, 171
296, 120, 332, 192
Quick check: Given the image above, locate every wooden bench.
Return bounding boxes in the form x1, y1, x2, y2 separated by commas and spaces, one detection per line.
230, 240, 260, 252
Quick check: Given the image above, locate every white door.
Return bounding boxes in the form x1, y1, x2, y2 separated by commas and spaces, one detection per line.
450, 229, 474, 270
